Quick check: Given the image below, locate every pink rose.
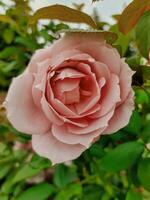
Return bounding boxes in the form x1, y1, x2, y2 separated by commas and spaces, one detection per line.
4, 33, 134, 164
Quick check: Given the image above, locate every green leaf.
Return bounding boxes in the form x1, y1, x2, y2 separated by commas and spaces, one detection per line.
30, 154, 51, 169
16, 182, 55, 200
1, 158, 50, 193
123, 111, 142, 134
54, 164, 78, 188
0, 14, 15, 24
135, 89, 149, 104
138, 158, 150, 191
29, 4, 97, 29
141, 65, 150, 82
3, 28, 14, 44
0, 46, 21, 59
83, 185, 103, 200
89, 144, 105, 158
0, 165, 12, 179
99, 142, 144, 172
13, 163, 47, 184
110, 24, 131, 55
0, 194, 9, 200
0, 143, 9, 156
13, 182, 26, 198
54, 183, 82, 200
2, 61, 18, 74
119, 0, 150, 34
141, 120, 150, 142
135, 11, 150, 58
126, 189, 142, 200
15, 36, 39, 50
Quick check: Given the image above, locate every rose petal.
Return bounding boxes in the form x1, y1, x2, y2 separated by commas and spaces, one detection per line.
52, 124, 104, 148
41, 96, 88, 127
54, 78, 80, 93
54, 68, 85, 81
92, 61, 110, 80
4, 73, 50, 134
50, 49, 83, 69
89, 74, 120, 118
75, 73, 101, 114
119, 59, 135, 102
28, 48, 51, 73
32, 59, 51, 107
67, 108, 115, 134
32, 131, 86, 164
47, 76, 79, 118
41, 96, 64, 126
63, 87, 80, 104
103, 90, 135, 134
76, 43, 121, 74
50, 32, 105, 58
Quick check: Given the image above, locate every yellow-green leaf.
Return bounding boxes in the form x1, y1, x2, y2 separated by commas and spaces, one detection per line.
29, 4, 97, 29
118, 0, 150, 34
0, 15, 15, 24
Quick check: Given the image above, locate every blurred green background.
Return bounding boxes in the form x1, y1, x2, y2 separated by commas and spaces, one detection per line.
0, 0, 150, 200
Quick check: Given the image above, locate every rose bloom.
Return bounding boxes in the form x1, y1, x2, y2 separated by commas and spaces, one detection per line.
4, 33, 134, 164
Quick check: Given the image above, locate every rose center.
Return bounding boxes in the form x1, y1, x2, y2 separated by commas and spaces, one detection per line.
52, 68, 91, 105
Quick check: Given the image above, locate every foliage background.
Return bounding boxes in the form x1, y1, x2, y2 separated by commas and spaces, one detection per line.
0, 0, 150, 199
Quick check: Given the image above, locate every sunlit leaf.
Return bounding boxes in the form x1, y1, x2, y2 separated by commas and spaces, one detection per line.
0, 15, 15, 24
0, 194, 9, 200
119, 0, 150, 34
126, 189, 142, 200
110, 24, 131, 55
29, 4, 97, 29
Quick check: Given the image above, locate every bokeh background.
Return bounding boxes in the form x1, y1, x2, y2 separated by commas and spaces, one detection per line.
0, 0, 150, 200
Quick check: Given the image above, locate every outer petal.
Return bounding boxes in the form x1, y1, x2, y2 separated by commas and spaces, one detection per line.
103, 90, 135, 134
41, 96, 88, 127
41, 96, 64, 126
32, 131, 86, 164
4, 73, 50, 134
49, 32, 105, 58
67, 108, 115, 134
28, 48, 51, 73
89, 74, 121, 118
52, 124, 105, 148
50, 49, 94, 70
119, 59, 135, 102
76, 43, 121, 74
32, 59, 51, 108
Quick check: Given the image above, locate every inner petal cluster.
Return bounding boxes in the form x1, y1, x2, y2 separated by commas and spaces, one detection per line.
45, 59, 105, 121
